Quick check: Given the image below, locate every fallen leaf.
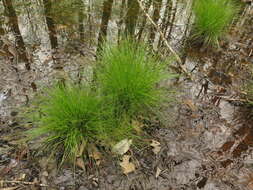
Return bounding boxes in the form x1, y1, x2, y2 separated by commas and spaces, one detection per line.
183, 99, 197, 112
90, 150, 101, 161
132, 120, 144, 134
150, 140, 161, 155
76, 158, 85, 170
112, 139, 132, 155
88, 145, 102, 166
17, 173, 26, 180
119, 155, 135, 174
77, 141, 86, 157
155, 167, 162, 178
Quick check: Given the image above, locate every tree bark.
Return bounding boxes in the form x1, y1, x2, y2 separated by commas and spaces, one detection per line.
137, 0, 152, 41
125, 0, 139, 36
43, 0, 58, 49
149, 0, 162, 44
2, 0, 30, 69
87, 0, 93, 47
158, 0, 172, 48
96, 0, 114, 55
167, 0, 178, 40
78, 0, 85, 42
117, 0, 126, 43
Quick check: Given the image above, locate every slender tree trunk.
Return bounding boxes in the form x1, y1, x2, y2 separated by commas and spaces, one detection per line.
181, 0, 194, 64
87, 0, 93, 47
149, 0, 162, 44
96, 0, 114, 55
167, 0, 178, 40
137, 0, 152, 41
125, 0, 139, 36
182, 0, 193, 47
78, 0, 85, 42
43, 0, 58, 49
117, 0, 126, 43
2, 0, 30, 69
158, 0, 172, 48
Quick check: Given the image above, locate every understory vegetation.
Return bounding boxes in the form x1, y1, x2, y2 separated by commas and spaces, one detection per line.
2, 0, 253, 188
192, 0, 238, 45
97, 40, 169, 120
27, 40, 174, 164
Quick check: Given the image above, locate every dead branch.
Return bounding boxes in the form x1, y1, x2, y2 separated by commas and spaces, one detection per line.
0, 180, 48, 187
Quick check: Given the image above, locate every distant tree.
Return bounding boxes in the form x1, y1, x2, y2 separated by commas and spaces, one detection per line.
167, 0, 178, 40
158, 0, 172, 48
78, 0, 85, 42
125, 0, 139, 36
2, 0, 30, 69
149, 0, 162, 45
137, 0, 152, 41
43, 0, 58, 49
117, 0, 126, 43
97, 0, 114, 54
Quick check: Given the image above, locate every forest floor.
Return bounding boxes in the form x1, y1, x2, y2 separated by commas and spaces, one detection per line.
0, 15, 253, 190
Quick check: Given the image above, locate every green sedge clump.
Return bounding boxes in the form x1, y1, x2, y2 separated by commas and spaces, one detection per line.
27, 40, 175, 165
27, 84, 113, 163
192, 0, 238, 45
97, 39, 170, 120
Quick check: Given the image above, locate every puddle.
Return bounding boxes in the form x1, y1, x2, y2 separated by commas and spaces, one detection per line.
219, 100, 235, 121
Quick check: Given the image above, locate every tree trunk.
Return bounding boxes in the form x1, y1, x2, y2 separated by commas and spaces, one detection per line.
117, 0, 126, 43
97, 0, 114, 55
137, 0, 152, 41
167, 0, 178, 40
78, 0, 85, 42
2, 0, 30, 69
125, 0, 139, 36
157, 0, 172, 48
149, 0, 162, 45
43, 0, 58, 49
87, 0, 93, 47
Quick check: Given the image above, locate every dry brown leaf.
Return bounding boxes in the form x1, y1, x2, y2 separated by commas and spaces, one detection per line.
77, 141, 86, 157
183, 99, 197, 112
88, 145, 102, 166
112, 139, 132, 155
90, 150, 101, 161
119, 155, 135, 174
132, 120, 144, 134
76, 158, 85, 170
150, 140, 161, 155
155, 167, 162, 178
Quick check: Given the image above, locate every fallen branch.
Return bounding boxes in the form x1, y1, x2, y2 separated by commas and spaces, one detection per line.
0, 180, 48, 187
137, 0, 192, 79
218, 96, 248, 103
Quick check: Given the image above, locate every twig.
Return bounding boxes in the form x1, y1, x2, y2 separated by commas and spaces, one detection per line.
217, 96, 248, 103
0, 180, 48, 187
137, 0, 192, 79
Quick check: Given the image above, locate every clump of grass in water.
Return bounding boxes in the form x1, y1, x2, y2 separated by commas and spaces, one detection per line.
27, 40, 174, 165
192, 0, 238, 46
97, 40, 171, 120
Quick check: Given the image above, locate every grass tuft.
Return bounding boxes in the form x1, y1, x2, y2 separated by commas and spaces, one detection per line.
28, 84, 111, 163
27, 40, 175, 165
192, 0, 238, 46
97, 40, 170, 120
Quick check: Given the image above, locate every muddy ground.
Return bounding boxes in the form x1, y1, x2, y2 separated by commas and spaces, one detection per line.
0, 11, 253, 190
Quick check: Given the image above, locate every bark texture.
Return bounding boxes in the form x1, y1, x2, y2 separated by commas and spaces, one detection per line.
43, 0, 58, 49
2, 0, 29, 69
125, 0, 139, 36
97, 0, 114, 54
